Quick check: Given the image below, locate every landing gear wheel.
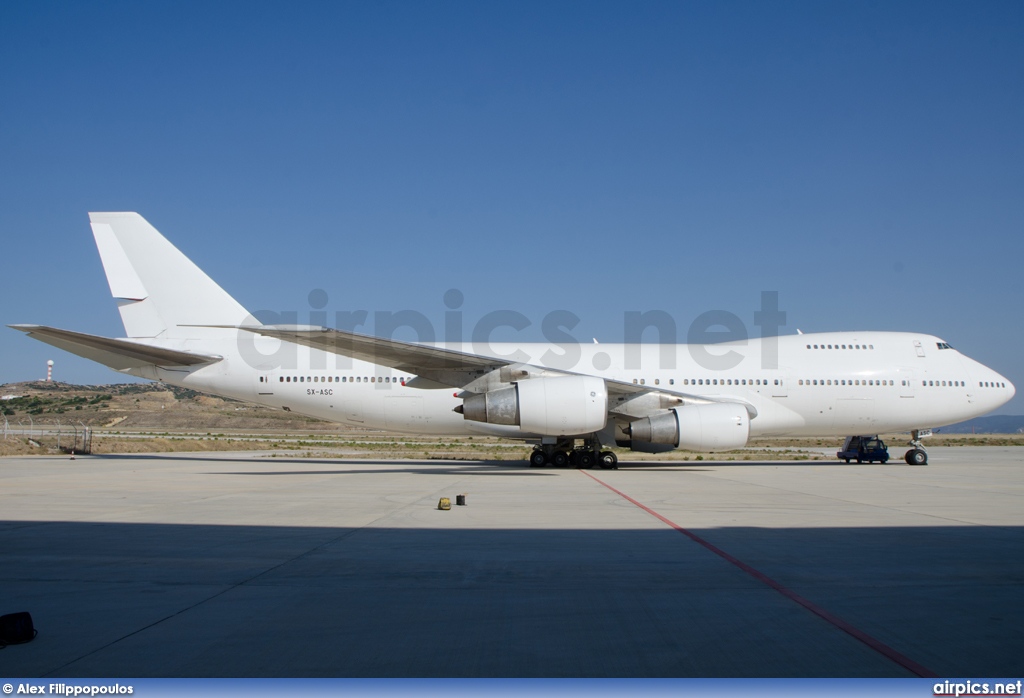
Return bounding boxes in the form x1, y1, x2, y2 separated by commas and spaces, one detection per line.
576, 451, 595, 469
905, 449, 928, 466
529, 450, 548, 468
551, 451, 570, 468
599, 451, 618, 469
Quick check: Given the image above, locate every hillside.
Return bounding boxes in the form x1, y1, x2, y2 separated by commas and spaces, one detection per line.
3, 381, 1021, 461
938, 415, 1024, 434
0, 381, 341, 432
6, 381, 1024, 436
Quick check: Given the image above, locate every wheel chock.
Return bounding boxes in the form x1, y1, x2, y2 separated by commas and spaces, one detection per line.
438, 497, 452, 510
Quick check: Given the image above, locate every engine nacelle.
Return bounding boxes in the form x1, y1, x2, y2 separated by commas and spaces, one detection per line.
629, 403, 750, 451
460, 375, 608, 436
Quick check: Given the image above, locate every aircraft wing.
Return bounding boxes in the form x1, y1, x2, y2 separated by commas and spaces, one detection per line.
229, 325, 505, 376
229, 324, 757, 417
8, 325, 223, 371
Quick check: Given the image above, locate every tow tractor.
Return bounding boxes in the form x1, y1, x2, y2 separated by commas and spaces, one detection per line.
837, 435, 890, 464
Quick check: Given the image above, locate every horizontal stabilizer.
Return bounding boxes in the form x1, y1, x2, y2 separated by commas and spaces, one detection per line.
8, 325, 222, 371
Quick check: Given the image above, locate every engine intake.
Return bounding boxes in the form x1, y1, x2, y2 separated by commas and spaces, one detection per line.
629, 403, 750, 451
460, 375, 608, 436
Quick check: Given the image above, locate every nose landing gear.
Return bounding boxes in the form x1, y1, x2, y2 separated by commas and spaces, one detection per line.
904, 429, 930, 465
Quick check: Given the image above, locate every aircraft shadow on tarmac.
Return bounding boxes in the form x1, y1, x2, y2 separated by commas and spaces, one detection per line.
1, 516, 1021, 678
88, 452, 857, 474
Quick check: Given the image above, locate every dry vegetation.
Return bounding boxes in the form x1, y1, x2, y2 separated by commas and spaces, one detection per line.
0, 380, 336, 430
2, 381, 1021, 461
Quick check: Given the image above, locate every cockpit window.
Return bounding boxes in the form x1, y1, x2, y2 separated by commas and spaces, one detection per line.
936, 342, 953, 350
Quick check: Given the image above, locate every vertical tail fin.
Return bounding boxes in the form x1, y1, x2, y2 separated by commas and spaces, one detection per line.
89, 212, 253, 339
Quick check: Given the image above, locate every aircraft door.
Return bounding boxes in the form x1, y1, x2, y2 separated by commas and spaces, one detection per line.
771, 375, 788, 398
898, 369, 914, 398
257, 371, 275, 397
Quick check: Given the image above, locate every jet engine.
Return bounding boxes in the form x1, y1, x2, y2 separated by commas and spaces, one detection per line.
459, 375, 608, 436
628, 402, 750, 451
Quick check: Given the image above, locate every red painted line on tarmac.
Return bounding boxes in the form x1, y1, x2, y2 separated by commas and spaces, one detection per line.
580, 469, 939, 678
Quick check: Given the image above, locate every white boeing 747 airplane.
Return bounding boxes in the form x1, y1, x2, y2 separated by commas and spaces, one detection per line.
11, 213, 1016, 467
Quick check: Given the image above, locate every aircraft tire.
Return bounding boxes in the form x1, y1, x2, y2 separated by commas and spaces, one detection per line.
551, 451, 570, 468
599, 451, 618, 469
905, 449, 928, 466
576, 451, 595, 469
529, 451, 548, 468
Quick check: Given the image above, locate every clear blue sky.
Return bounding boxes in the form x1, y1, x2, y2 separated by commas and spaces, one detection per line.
2, 1, 1022, 413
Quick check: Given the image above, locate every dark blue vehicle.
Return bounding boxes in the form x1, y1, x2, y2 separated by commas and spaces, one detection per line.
837, 435, 889, 464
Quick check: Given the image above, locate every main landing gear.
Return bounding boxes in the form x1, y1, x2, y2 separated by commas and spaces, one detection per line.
529, 437, 618, 470
904, 429, 929, 466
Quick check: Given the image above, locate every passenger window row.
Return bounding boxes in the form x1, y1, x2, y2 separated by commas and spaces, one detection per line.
261, 374, 1004, 389
631, 378, 781, 386
806, 343, 874, 350
799, 379, 894, 386
265, 375, 409, 384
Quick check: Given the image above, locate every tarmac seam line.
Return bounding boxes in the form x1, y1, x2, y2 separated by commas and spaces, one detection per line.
39, 477, 461, 676
579, 468, 939, 678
